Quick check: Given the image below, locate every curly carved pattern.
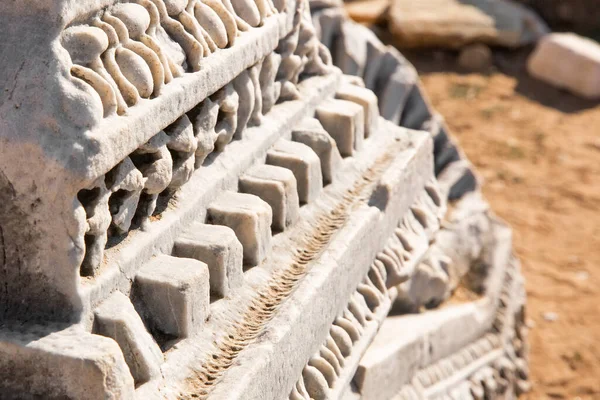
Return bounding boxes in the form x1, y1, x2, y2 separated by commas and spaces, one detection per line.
75, 56, 289, 276
61, 0, 280, 120
274, 0, 332, 104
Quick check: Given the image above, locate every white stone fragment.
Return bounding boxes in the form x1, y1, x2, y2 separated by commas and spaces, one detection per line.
267, 139, 323, 204
315, 99, 365, 157
134, 255, 210, 338
93, 292, 164, 384
542, 311, 558, 322
207, 191, 273, 266
528, 33, 600, 99
174, 222, 244, 298
239, 164, 300, 231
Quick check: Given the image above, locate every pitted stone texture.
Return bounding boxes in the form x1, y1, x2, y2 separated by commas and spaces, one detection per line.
528, 33, 600, 99
93, 292, 163, 384
207, 192, 273, 266
335, 82, 379, 137
134, 255, 210, 338
174, 223, 244, 298
267, 140, 323, 204
315, 99, 365, 157
0, 325, 134, 399
291, 117, 342, 185
239, 164, 300, 231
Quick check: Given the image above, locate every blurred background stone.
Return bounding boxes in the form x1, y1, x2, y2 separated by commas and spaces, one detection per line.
387, 0, 548, 48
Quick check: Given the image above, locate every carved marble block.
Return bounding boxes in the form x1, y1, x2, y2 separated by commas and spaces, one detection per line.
0, 0, 526, 398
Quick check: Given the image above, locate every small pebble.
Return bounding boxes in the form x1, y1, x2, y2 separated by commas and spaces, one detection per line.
526, 318, 536, 329
457, 43, 492, 71
575, 271, 589, 281
542, 312, 559, 322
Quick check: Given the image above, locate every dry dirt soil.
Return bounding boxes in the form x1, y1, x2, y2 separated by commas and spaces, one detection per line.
404, 48, 600, 400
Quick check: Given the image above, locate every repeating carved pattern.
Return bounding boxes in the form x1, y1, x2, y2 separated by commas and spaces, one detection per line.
76, 1, 333, 276
76, 73, 235, 274
288, 186, 445, 399
285, 184, 530, 400
61, 0, 281, 119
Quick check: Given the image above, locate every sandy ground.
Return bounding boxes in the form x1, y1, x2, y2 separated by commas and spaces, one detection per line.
405, 48, 600, 400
